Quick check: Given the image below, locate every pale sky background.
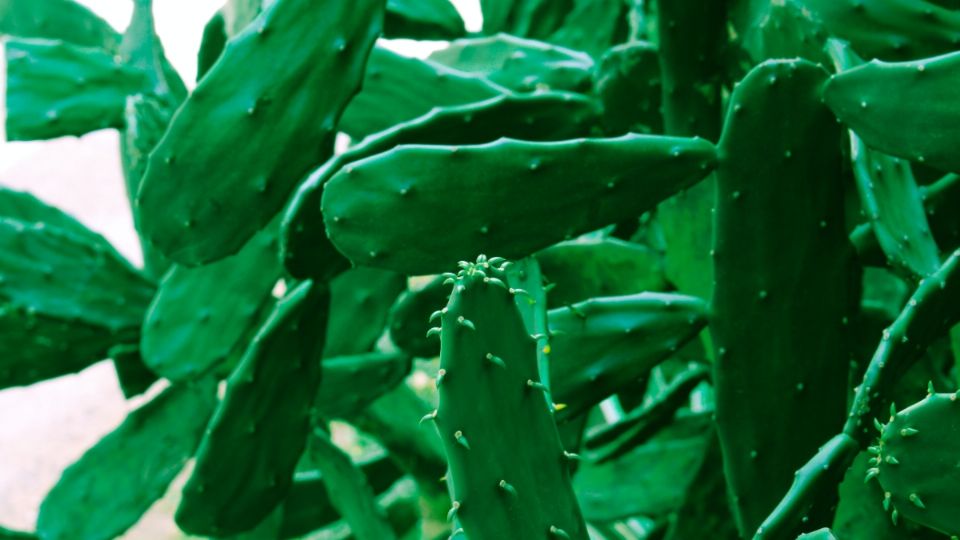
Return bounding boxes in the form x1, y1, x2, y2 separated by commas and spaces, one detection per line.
0, 1, 480, 534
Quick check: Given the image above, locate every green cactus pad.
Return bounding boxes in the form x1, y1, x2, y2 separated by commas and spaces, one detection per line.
140, 223, 282, 382
323, 134, 716, 275
549, 293, 709, 422
845, 250, 960, 444
137, 0, 384, 266
0, 0, 120, 50
315, 352, 411, 419
37, 382, 216, 540
4, 39, 146, 141
324, 267, 406, 358
0, 218, 152, 332
712, 59, 858, 535
175, 281, 330, 536
387, 275, 448, 358
340, 46, 506, 139
574, 412, 713, 522
535, 238, 668, 308
801, 0, 960, 62
827, 35, 940, 280
824, 50, 960, 174
196, 11, 226, 80
304, 429, 396, 539
109, 344, 158, 399
429, 33, 595, 93
583, 364, 710, 462
873, 392, 960, 535
385, 0, 465, 40
280, 450, 404, 539
548, 0, 627, 58
593, 41, 662, 135
282, 92, 599, 279
737, 0, 827, 65
431, 255, 587, 539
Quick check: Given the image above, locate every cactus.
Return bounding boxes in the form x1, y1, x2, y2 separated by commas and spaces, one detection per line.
712, 59, 858, 535
870, 391, 960, 536
429, 255, 587, 539
9, 1, 960, 538
824, 49, 960, 173
323, 134, 716, 275
175, 281, 330, 535
430, 34, 595, 93
37, 382, 216, 540
137, 0, 385, 266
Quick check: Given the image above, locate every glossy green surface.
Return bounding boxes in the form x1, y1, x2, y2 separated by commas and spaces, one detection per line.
323, 134, 716, 275
713, 59, 858, 535
137, 0, 384, 265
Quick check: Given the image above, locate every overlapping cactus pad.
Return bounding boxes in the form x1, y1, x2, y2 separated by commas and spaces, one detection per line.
3, 0, 960, 538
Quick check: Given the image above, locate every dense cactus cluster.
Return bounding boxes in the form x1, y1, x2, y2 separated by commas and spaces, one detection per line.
3, 0, 960, 539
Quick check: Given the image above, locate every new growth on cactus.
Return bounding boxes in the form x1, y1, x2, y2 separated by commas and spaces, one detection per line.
3, 0, 960, 539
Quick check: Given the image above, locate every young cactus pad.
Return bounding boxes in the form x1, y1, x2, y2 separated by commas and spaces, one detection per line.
871, 391, 960, 535
429, 255, 587, 540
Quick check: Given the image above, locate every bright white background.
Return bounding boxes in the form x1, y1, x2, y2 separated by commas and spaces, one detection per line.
0, 1, 480, 535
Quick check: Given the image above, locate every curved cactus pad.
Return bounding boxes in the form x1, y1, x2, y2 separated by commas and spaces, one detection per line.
323, 134, 716, 275
137, 0, 384, 265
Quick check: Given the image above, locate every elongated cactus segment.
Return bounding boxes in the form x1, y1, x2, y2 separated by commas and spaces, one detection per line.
800, 0, 960, 61
593, 41, 662, 135
712, 59, 858, 535
37, 382, 216, 540
385, 0, 465, 40
340, 46, 505, 139
306, 428, 397, 540
548, 0, 627, 58
4, 39, 146, 141
827, 37, 940, 280
175, 281, 330, 536
141, 223, 282, 382
536, 238, 668, 307
323, 134, 716, 275
872, 391, 960, 536
316, 352, 412, 419
429, 33, 595, 93
549, 293, 709, 422
137, 0, 384, 266
824, 50, 960, 174
280, 450, 404, 539
431, 255, 587, 540
0, 0, 120, 50
282, 92, 599, 279
324, 267, 406, 358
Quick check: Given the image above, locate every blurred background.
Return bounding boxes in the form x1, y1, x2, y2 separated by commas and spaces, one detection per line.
0, 1, 480, 535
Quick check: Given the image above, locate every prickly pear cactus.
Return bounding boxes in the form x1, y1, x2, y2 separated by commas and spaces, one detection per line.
5, 0, 960, 538
870, 390, 960, 535
427, 255, 587, 540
